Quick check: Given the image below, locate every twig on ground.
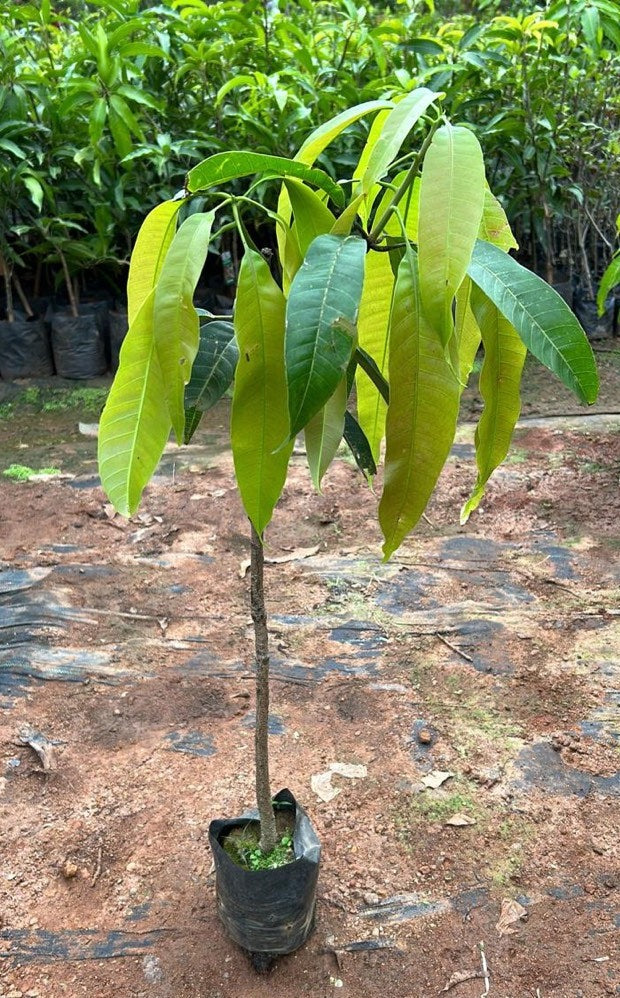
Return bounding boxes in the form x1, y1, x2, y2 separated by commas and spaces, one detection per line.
435, 632, 474, 663
480, 941, 490, 997
91, 839, 103, 887
442, 970, 483, 992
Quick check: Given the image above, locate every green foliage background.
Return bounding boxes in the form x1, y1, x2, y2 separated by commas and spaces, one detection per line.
0, 0, 618, 301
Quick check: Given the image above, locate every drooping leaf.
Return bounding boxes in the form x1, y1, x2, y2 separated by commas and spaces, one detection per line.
153, 211, 215, 443
127, 199, 181, 326
231, 248, 293, 537
285, 234, 366, 438
355, 249, 395, 463
468, 240, 599, 404
98, 292, 171, 517
460, 287, 527, 523
418, 124, 485, 345
455, 277, 482, 384
304, 376, 348, 491
355, 346, 390, 403
183, 406, 203, 444
479, 187, 518, 251
186, 151, 344, 207
284, 179, 335, 257
183, 319, 238, 443
343, 410, 378, 481
379, 248, 460, 559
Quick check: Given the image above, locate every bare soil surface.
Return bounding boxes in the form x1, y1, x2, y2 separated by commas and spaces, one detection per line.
0, 347, 619, 998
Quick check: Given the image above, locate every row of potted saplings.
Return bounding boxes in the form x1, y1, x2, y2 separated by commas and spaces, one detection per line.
0, 280, 128, 381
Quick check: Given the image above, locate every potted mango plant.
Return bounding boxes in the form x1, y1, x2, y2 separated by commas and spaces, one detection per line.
97, 92, 598, 968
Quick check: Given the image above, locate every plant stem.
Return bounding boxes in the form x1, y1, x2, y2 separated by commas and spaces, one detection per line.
0, 253, 14, 322
58, 246, 78, 318
250, 520, 277, 854
367, 119, 440, 245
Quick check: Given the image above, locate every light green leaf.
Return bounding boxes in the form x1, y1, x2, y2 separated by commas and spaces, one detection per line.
304, 376, 348, 491
187, 151, 344, 207
231, 248, 293, 537
285, 235, 366, 438
418, 124, 485, 345
455, 277, 481, 384
460, 287, 526, 523
356, 249, 395, 463
597, 253, 620, 316
109, 94, 144, 140
379, 248, 460, 559
22, 175, 44, 211
127, 199, 181, 326
98, 292, 171, 518
277, 100, 393, 258
359, 88, 438, 195
479, 187, 518, 251
468, 240, 599, 404
284, 179, 335, 257
153, 211, 215, 443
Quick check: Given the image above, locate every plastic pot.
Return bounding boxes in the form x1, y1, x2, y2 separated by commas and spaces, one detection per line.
209, 788, 320, 962
50, 307, 107, 379
0, 317, 54, 378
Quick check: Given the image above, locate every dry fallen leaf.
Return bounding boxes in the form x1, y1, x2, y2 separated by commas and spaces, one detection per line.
496, 897, 528, 936
311, 771, 340, 803
445, 812, 476, 827
422, 770, 453, 789
442, 970, 483, 992
330, 761, 367, 779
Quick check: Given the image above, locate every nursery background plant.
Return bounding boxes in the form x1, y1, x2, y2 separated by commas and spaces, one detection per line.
0, 0, 618, 317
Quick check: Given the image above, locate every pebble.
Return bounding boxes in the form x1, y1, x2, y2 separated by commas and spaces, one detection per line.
417, 729, 433, 745
363, 891, 379, 905
61, 861, 79, 880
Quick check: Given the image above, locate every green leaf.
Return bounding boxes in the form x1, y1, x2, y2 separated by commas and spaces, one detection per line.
109, 94, 144, 141
153, 211, 215, 443
89, 97, 108, 145
187, 152, 344, 207
277, 100, 394, 252
284, 179, 335, 257
355, 249, 395, 463
455, 277, 481, 384
231, 248, 293, 537
127, 199, 181, 326
359, 88, 438, 195
418, 124, 486, 345
184, 319, 238, 436
379, 248, 460, 559
304, 376, 348, 491
285, 234, 366, 438
343, 410, 377, 481
468, 240, 599, 404
183, 406, 203, 444
460, 287, 527, 523
479, 187, 518, 252
597, 254, 620, 316
22, 175, 44, 211
108, 105, 132, 159
98, 292, 171, 518
0, 138, 26, 159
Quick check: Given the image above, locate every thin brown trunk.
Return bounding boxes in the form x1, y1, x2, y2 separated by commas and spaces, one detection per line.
250, 521, 277, 854
0, 253, 14, 322
58, 247, 78, 318
12, 271, 33, 317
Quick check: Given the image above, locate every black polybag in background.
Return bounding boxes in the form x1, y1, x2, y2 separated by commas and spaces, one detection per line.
50, 308, 107, 379
0, 318, 54, 378
209, 788, 321, 955
109, 310, 128, 372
